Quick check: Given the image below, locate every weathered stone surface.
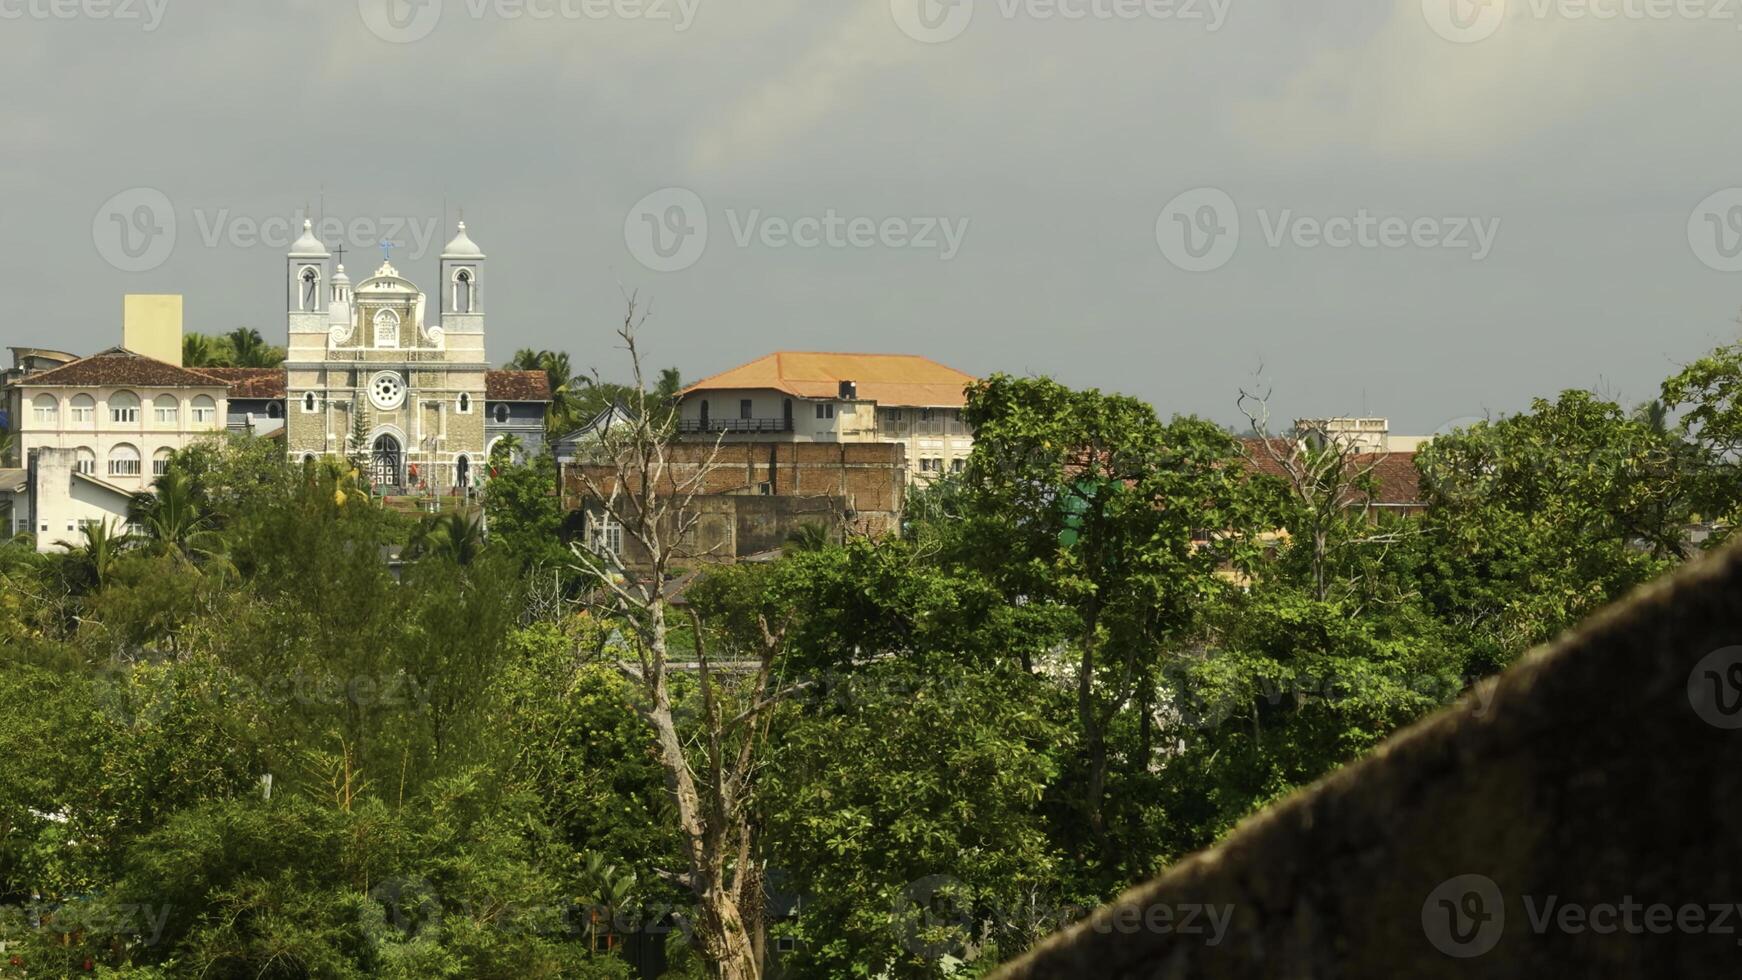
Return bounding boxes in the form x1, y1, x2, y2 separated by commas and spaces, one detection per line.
992, 542, 1742, 979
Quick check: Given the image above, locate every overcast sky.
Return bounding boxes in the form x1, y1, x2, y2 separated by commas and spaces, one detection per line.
4, 0, 1740, 432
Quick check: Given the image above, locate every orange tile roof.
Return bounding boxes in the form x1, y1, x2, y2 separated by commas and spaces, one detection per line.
681, 352, 976, 408
20, 348, 230, 389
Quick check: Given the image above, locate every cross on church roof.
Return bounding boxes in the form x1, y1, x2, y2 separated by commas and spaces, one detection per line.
379, 239, 399, 261
332, 242, 347, 266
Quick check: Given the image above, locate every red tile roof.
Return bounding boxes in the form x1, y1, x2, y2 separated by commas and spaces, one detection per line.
486, 370, 553, 402
19, 348, 230, 389
198, 367, 286, 399
1239, 439, 1423, 507
681, 352, 976, 408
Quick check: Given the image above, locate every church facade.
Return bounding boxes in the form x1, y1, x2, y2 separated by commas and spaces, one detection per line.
281, 220, 517, 492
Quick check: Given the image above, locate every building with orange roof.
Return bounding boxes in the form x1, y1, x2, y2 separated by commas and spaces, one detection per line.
677, 351, 978, 483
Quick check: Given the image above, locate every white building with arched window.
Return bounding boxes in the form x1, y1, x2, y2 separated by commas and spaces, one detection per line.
1, 347, 230, 550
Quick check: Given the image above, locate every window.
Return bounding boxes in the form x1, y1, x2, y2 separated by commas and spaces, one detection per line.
453, 268, 474, 313
108, 443, 142, 477
154, 394, 179, 425
152, 448, 173, 477
303, 392, 318, 414
814, 402, 835, 420
883, 408, 904, 424
69, 394, 95, 424
920, 457, 941, 473
921, 408, 934, 422
373, 308, 401, 348
494, 403, 510, 424
740, 399, 753, 420
74, 447, 96, 475
369, 372, 407, 411
457, 393, 471, 414
589, 511, 623, 558
951, 457, 966, 473
110, 390, 140, 423
32, 394, 58, 425
299, 266, 321, 310
267, 401, 283, 419
191, 396, 217, 425
776, 937, 799, 954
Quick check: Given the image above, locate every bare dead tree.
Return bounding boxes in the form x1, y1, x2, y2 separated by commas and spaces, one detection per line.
566, 295, 782, 980
1237, 385, 1413, 604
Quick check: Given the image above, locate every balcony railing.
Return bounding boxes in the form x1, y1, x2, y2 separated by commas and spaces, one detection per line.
678, 418, 795, 434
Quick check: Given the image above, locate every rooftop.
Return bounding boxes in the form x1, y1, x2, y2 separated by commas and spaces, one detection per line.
681, 351, 977, 408
198, 367, 287, 400
18, 348, 231, 390
486, 370, 553, 402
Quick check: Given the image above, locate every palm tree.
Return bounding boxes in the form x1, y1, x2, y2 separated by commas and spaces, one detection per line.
182, 333, 227, 368
783, 522, 835, 554
505, 348, 543, 372
57, 518, 135, 587
130, 470, 228, 567
224, 327, 284, 368
405, 511, 487, 566
654, 367, 683, 403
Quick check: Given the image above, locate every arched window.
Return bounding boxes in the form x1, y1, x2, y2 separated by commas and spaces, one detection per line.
109, 391, 140, 424
267, 401, 283, 419
152, 448, 173, 477
191, 395, 217, 425
700, 400, 710, 429
32, 394, 58, 425
301, 453, 318, 466
108, 443, 142, 478
453, 269, 474, 314
69, 394, 95, 424
74, 447, 96, 475
493, 403, 509, 424
374, 308, 401, 348
300, 266, 320, 310
153, 394, 179, 425
302, 392, 318, 414
455, 454, 472, 489
457, 392, 471, 414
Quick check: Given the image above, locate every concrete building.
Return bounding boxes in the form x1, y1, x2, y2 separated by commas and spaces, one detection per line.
281, 220, 499, 493
676, 352, 976, 484
564, 441, 909, 571
3, 447, 142, 551
2, 347, 230, 494
1294, 418, 1430, 454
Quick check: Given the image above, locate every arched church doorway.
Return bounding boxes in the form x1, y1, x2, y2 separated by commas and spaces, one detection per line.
456, 455, 471, 491
372, 434, 403, 489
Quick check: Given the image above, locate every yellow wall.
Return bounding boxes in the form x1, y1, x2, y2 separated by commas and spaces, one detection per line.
122, 294, 183, 366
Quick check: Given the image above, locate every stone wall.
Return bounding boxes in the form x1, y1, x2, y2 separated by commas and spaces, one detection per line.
991, 542, 1742, 979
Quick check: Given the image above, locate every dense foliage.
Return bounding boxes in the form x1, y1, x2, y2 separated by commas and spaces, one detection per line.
0, 341, 1731, 977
